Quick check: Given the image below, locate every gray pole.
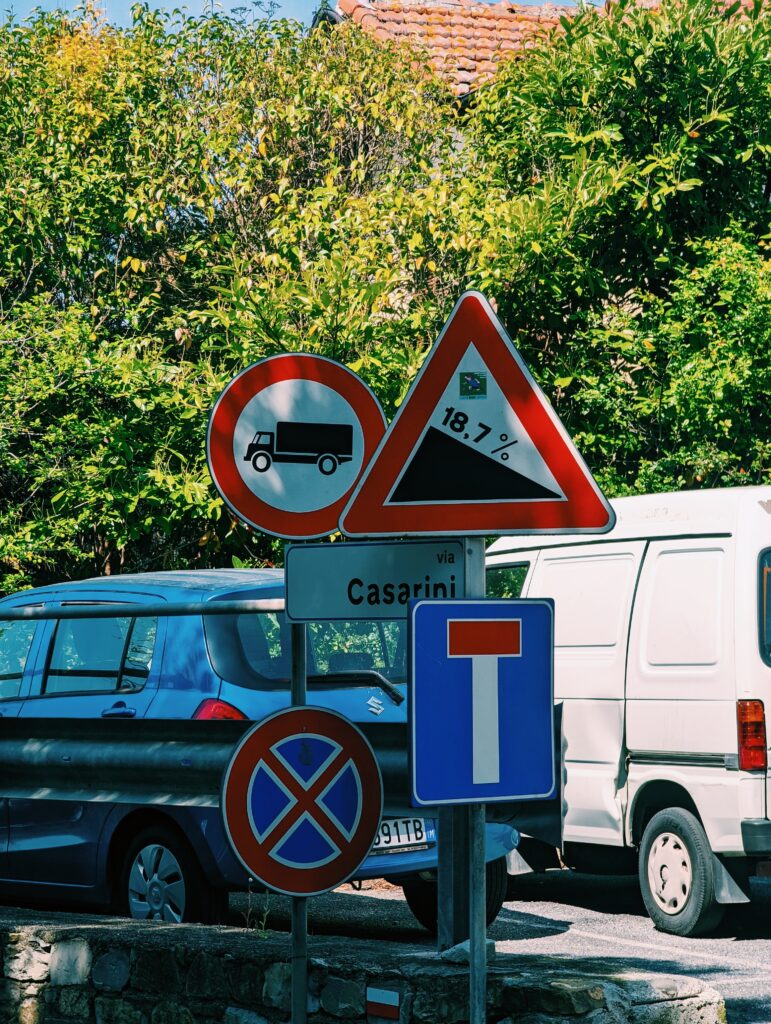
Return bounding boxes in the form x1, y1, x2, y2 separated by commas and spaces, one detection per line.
465, 539, 487, 1024
437, 536, 485, 951
290, 622, 308, 1024
437, 536, 487, 1008
468, 801, 487, 1024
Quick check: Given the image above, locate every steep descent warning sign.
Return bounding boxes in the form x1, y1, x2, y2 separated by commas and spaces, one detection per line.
340, 291, 614, 537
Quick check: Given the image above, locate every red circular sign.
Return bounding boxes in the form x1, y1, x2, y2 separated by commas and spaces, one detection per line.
221, 707, 383, 897
207, 355, 386, 539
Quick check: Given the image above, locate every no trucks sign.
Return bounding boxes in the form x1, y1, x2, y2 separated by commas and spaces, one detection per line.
207, 353, 386, 540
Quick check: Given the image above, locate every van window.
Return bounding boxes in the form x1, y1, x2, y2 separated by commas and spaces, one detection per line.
487, 564, 529, 599
0, 620, 37, 699
44, 616, 157, 695
760, 550, 771, 666
644, 548, 723, 667
205, 612, 407, 689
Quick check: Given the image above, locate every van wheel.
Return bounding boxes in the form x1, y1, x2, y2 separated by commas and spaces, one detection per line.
251, 452, 271, 473
402, 857, 508, 934
639, 808, 724, 937
118, 825, 226, 924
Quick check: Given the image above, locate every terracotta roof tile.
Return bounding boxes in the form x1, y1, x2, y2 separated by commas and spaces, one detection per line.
334, 0, 569, 93
334, 0, 762, 96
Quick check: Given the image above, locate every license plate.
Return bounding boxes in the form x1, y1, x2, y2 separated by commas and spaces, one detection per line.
371, 817, 434, 854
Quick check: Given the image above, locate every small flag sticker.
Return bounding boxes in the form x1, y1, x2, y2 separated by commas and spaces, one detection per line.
366, 985, 400, 1021
459, 371, 487, 399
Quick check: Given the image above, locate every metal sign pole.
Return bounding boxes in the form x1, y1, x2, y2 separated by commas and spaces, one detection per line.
437, 536, 480, 951
437, 536, 488, 1022
290, 622, 308, 1024
466, 538, 487, 1024
469, 801, 487, 1024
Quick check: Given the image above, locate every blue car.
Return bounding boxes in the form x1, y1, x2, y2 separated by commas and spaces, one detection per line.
0, 570, 517, 927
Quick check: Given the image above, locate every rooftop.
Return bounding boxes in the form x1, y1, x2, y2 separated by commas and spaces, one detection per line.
332, 0, 574, 96
325, 0, 762, 97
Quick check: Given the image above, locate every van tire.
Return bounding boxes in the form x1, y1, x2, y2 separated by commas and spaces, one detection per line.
118, 824, 226, 924
402, 856, 508, 934
638, 808, 724, 937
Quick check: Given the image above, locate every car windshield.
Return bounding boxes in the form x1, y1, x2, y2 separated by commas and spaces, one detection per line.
204, 611, 407, 690
761, 550, 771, 666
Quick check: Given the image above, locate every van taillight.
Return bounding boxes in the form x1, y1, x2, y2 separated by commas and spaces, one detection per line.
737, 700, 767, 771
193, 699, 247, 721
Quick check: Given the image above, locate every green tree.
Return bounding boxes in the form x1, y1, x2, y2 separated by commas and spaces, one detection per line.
0, 0, 769, 594
470, 0, 771, 326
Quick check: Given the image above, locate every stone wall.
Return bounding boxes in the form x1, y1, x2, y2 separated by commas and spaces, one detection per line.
0, 911, 725, 1024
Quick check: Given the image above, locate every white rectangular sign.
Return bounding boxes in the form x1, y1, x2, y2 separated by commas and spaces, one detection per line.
285, 540, 465, 621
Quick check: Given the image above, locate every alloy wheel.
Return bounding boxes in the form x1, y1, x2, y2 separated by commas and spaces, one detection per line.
127, 843, 186, 922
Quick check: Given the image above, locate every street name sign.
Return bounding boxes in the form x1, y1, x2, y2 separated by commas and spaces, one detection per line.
284, 539, 465, 621
410, 599, 555, 806
221, 706, 383, 897
340, 291, 614, 538
208, 354, 386, 539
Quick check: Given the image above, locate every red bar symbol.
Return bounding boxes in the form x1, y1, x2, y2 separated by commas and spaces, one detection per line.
447, 617, 522, 785
448, 619, 521, 658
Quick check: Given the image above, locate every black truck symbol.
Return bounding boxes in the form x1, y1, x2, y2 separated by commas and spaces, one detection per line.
244, 421, 354, 476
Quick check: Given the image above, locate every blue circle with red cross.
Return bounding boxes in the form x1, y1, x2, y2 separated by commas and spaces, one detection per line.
222, 707, 383, 896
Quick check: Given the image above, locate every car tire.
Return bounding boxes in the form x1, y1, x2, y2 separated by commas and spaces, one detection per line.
118, 824, 226, 924
402, 856, 508, 934
638, 808, 724, 937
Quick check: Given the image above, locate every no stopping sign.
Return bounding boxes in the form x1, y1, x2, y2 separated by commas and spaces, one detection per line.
221, 707, 383, 897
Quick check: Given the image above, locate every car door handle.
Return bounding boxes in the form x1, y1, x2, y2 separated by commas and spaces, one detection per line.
101, 701, 136, 719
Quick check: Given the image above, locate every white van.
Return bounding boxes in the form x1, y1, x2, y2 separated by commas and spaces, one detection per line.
487, 486, 771, 936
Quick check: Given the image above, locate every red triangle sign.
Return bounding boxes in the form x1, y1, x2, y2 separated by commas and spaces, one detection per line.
340, 291, 615, 537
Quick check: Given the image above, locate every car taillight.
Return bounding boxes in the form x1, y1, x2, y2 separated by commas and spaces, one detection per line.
193, 699, 247, 721
737, 700, 767, 771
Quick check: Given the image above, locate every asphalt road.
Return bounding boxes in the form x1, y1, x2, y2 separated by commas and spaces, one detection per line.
231, 871, 771, 1024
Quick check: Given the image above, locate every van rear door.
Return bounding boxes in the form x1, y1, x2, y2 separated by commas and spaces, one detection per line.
626, 539, 735, 752
624, 537, 762, 850
525, 541, 646, 847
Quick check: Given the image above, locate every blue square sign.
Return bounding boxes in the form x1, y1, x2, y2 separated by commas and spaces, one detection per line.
410, 599, 555, 806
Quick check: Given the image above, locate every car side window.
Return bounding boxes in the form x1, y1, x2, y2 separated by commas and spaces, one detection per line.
308, 619, 406, 681
44, 615, 157, 695
121, 617, 158, 691
0, 620, 37, 700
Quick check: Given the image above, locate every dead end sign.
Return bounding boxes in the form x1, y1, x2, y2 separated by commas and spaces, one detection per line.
207, 354, 386, 540
340, 291, 615, 538
221, 707, 383, 897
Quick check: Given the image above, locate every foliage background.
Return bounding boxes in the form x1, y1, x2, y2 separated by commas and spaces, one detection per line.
0, 0, 769, 591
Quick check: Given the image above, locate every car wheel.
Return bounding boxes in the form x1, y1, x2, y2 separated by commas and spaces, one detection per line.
638, 808, 724, 937
317, 454, 338, 476
119, 825, 225, 924
402, 856, 508, 934
251, 452, 271, 473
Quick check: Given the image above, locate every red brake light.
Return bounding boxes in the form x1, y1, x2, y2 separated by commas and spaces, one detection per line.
737, 700, 767, 771
193, 699, 247, 721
